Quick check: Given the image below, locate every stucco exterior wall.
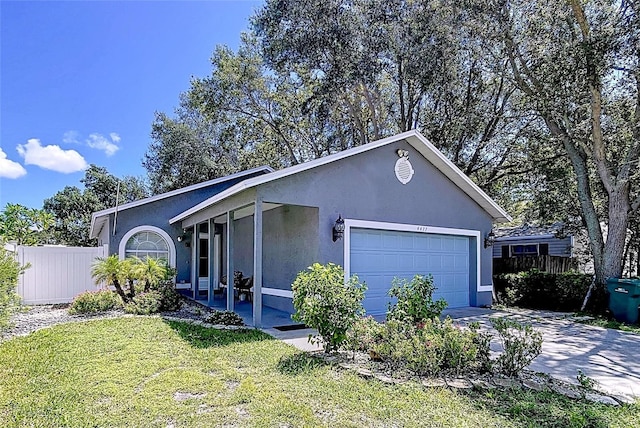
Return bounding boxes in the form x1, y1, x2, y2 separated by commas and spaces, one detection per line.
256, 138, 495, 306
104, 172, 265, 282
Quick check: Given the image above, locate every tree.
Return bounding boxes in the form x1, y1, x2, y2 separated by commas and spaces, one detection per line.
477, 0, 640, 294
44, 165, 149, 246
91, 255, 131, 303
0, 203, 54, 245
253, 0, 551, 193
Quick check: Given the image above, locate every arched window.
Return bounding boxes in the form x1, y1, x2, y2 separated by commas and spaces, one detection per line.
119, 226, 176, 267
125, 230, 169, 261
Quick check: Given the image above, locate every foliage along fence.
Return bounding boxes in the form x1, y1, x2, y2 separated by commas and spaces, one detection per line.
15, 245, 108, 305
493, 255, 578, 275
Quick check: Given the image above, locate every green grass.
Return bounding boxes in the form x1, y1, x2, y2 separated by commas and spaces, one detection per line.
575, 315, 640, 334
0, 317, 638, 427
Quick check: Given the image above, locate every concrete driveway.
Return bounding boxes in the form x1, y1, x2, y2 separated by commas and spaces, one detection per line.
444, 307, 640, 400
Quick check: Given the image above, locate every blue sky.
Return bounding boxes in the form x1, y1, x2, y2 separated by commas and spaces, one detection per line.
0, 0, 262, 209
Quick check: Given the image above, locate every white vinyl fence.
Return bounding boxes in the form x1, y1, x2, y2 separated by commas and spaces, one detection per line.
16, 245, 108, 305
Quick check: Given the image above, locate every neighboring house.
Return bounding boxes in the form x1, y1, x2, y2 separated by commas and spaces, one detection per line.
493, 222, 573, 259
91, 130, 511, 326
492, 222, 578, 274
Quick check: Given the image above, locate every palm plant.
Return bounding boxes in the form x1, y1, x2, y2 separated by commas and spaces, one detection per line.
131, 257, 167, 292
91, 255, 129, 303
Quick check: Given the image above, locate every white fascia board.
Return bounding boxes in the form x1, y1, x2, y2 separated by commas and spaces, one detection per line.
89, 166, 272, 235
171, 130, 512, 224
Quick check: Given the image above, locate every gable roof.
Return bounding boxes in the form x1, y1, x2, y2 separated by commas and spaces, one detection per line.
90, 166, 274, 238
170, 130, 512, 224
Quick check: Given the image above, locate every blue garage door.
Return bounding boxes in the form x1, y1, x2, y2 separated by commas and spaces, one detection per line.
350, 228, 470, 315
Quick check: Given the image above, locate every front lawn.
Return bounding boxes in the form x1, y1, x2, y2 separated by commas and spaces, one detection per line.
574, 315, 640, 334
0, 317, 637, 427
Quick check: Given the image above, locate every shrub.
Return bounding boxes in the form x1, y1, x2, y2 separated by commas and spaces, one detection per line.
124, 291, 162, 315
344, 316, 384, 353
291, 263, 366, 352
387, 274, 447, 324
491, 317, 543, 376
154, 280, 182, 311
204, 310, 245, 326
370, 317, 491, 376
69, 290, 123, 315
0, 246, 24, 329
494, 270, 596, 312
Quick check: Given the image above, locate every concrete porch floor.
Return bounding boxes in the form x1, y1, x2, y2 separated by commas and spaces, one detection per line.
185, 290, 297, 329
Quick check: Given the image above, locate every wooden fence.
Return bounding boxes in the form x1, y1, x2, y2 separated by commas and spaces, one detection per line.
16, 245, 108, 305
493, 255, 578, 275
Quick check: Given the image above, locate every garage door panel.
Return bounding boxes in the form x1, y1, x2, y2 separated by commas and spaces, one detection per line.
351, 228, 470, 314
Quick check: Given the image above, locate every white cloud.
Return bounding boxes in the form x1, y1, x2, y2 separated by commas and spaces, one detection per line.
86, 133, 120, 156
0, 148, 27, 179
16, 138, 88, 173
62, 130, 81, 144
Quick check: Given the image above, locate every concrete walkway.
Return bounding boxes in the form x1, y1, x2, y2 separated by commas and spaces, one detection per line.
267, 307, 640, 400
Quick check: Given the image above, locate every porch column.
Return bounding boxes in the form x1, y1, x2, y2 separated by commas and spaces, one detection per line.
226, 210, 235, 312
191, 224, 198, 300
208, 218, 215, 306
253, 198, 263, 327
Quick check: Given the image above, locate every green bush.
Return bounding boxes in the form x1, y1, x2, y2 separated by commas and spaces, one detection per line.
491, 317, 543, 376
370, 317, 491, 376
291, 262, 367, 352
69, 290, 123, 315
124, 291, 162, 315
155, 280, 182, 311
494, 270, 596, 312
0, 246, 24, 329
204, 310, 245, 326
387, 274, 447, 324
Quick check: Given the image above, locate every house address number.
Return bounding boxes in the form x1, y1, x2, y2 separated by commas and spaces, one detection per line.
416, 226, 428, 232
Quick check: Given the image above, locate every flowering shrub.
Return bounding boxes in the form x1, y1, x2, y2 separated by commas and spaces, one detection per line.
69, 290, 123, 315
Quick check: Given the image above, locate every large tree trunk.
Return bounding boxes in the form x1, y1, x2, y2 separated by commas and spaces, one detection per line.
603, 187, 630, 279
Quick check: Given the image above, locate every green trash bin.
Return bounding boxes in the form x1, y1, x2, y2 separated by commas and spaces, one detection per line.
606, 278, 640, 324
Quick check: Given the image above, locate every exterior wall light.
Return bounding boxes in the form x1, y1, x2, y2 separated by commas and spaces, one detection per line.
484, 230, 496, 248
177, 235, 183, 242
333, 215, 345, 242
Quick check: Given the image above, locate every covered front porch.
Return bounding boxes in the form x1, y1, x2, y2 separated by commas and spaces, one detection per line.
172, 189, 320, 327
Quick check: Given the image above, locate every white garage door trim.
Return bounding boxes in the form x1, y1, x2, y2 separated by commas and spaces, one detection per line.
343, 219, 491, 293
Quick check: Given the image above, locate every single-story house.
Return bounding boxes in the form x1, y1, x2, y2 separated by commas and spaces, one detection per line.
91, 130, 511, 326
493, 223, 573, 259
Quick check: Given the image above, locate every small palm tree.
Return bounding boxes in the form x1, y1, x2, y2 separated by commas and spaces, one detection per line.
91, 255, 129, 303
131, 257, 167, 292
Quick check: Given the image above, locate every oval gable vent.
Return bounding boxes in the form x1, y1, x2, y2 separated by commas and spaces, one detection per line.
395, 157, 414, 184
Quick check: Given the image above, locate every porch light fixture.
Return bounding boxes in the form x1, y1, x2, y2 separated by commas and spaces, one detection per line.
484, 230, 496, 248
332, 215, 345, 242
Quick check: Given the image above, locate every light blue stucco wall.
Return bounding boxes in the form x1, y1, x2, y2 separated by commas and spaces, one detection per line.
256, 139, 496, 308
103, 172, 267, 282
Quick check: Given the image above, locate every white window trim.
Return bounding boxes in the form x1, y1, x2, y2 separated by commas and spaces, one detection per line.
343, 219, 491, 293
119, 225, 176, 268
